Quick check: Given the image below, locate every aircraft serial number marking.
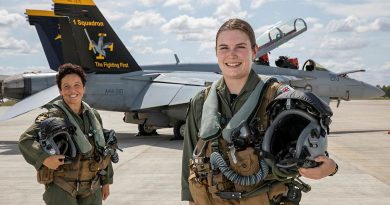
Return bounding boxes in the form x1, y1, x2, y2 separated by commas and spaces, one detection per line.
73, 19, 104, 27
95, 61, 129, 69
105, 88, 124, 95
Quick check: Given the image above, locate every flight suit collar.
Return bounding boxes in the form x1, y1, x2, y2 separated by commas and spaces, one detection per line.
60, 99, 87, 115
216, 69, 260, 102
59, 99, 89, 132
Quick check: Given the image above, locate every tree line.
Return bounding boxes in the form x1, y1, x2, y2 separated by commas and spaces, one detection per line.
378, 85, 390, 98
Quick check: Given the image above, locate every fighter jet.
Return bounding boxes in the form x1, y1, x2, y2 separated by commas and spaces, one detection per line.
0, 0, 384, 139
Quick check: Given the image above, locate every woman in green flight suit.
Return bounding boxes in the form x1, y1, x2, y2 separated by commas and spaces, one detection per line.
19, 63, 114, 205
181, 18, 338, 205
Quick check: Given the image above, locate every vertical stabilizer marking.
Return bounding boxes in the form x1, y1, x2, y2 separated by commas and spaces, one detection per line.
53, 0, 95, 6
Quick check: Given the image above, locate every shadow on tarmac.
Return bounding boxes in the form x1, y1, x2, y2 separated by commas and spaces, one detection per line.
116, 132, 183, 151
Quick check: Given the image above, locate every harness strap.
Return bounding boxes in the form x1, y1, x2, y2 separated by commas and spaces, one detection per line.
52, 100, 106, 155
53, 175, 100, 198
215, 180, 289, 200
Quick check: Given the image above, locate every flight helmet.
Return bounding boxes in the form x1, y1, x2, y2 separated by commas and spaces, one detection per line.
262, 90, 332, 179
38, 117, 77, 164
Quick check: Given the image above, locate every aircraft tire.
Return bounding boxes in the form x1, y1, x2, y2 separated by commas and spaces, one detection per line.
171, 120, 185, 140
138, 123, 157, 136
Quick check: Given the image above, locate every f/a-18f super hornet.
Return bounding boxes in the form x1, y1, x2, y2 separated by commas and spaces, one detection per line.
0, 0, 384, 139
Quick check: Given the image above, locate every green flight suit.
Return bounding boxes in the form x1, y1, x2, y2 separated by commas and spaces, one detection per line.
181, 70, 290, 202
19, 100, 113, 205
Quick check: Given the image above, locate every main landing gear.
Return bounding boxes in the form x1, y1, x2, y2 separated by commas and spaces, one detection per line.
171, 120, 185, 140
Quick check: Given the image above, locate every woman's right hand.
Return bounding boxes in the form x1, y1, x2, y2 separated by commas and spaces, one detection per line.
43, 155, 65, 170
189, 202, 197, 205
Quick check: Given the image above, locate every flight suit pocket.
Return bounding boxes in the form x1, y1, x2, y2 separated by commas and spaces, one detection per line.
228, 147, 260, 176
188, 169, 213, 205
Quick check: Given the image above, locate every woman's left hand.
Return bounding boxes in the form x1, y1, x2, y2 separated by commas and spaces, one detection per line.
299, 156, 337, 179
102, 184, 110, 200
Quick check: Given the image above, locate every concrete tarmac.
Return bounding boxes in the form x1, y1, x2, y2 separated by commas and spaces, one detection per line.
0, 100, 389, 204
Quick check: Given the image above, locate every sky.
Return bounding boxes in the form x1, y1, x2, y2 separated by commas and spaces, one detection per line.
0, 0, 389, 86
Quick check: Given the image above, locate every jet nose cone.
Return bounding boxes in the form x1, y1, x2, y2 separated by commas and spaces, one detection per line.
363, 83, 385, 99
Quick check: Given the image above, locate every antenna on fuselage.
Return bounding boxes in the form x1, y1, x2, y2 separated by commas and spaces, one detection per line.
174, 54, 180, 65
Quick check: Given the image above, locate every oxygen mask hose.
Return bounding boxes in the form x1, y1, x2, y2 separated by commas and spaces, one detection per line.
210, 152, 268, 186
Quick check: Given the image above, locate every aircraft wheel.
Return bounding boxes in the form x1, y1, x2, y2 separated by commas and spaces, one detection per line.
138, 123, 157, 136
171, 120, 185, 140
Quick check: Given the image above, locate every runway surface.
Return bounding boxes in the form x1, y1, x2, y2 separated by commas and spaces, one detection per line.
0, 100, 389, 204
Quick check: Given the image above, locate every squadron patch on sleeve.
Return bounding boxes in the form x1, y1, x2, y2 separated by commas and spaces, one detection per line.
34, 112, 50, 123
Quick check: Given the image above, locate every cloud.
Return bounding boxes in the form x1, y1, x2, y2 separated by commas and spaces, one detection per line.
164, 0, 187, 6
255, 25, 272, 35
319, 59, 365, 74
327, 16, 360, 32
320, 37, 368, 50
155, 48, 172, 54
199, 41, 215, 51
0, 65, 52, 75
352, 62, 390, 86
100, 8, 127, 21
161, 15, 218, 42
250, 0, 268, 8
327, 16, 390, 33
162, 0, 194, 11
129, 46, 151, 54
0, 66, 20, 75
305, 17, 320, 24
129, 46, 172, 55
178, 4, 194, 11
279, 41, 295, 49
356, 17, 390, 32
131, 35, 153, 42
381, 61, 390, 70
0, 9, 24, 28
0, 36, 38, 55
310, 1, 390, 18
136, 0, 162, 7
213, 0, 247, 20
122, 10, 166, 30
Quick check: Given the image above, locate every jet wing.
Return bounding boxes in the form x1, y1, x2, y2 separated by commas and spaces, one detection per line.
0, 85, 59, 121
131, 72, 221, 110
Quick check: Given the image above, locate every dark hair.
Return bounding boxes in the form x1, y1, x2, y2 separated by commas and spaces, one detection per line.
215, 18, 256, 49
56, 63, 87, 90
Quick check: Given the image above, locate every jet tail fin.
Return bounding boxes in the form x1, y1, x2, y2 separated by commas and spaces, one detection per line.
26, 10, 65, 71
53, 0, 141, 73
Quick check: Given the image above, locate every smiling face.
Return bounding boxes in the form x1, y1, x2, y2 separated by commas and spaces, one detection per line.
216, 29, 257, 82
59, 73, 85, 108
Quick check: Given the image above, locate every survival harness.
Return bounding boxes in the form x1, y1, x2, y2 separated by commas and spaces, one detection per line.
37, 100, 111, 198
189, 76, 310, 204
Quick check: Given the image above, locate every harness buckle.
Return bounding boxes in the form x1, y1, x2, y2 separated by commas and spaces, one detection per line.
76, 181, 80, 192
216, 191, 242, 199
